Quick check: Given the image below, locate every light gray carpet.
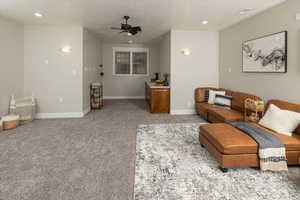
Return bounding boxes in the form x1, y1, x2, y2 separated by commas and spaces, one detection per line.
135, 123, 300, 200
0, 100, 205, 200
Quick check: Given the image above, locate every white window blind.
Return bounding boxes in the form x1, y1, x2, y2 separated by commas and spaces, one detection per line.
113, 47, 149, 76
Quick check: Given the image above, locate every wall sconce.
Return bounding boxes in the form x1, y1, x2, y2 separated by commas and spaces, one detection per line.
181, 48, 191, 56
60, 46, 72, 54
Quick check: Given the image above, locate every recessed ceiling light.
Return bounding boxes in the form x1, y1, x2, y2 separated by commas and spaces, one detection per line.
202, 20, 208, 25
34, 13, 43, 18
239, 8, 253, 15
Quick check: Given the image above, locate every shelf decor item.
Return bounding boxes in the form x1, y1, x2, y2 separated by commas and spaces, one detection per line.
244, 98, 265, 122
9, 95, 37, 123
242, 31, 287, 73
0, 118, 3, 132
155, 72, 160, 80
163, 73, 169, 86
90, 82, 103, 110
2, 114, 20, 130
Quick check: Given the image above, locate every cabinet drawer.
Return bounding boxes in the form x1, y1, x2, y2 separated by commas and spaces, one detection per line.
150, 89, 170, 114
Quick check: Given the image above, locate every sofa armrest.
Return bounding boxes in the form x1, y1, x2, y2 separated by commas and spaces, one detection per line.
195, 87, 217, 103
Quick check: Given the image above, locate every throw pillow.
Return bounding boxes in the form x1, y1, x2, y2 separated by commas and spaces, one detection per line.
208, 90, 226, 104
204, 90, 209, 103
214, 94, 232, 110
259, 104, 300, 136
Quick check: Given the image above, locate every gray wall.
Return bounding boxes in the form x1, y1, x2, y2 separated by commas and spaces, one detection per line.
170, 30, 219, 114
83, 29, 102, 111
0, 17, 24, 115
159, 32, 171, 75
220, 0, 300, 103
102, 43, 160, 98
24, 25, 83, 114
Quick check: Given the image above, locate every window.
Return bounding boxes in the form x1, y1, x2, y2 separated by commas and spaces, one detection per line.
133, 52, 147, 75
115, 51, 130, 74
113, 47, 149, 76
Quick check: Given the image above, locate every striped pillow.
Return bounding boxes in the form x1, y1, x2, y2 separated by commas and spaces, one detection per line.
214, 94, 232, 110
204, 90, 209, 103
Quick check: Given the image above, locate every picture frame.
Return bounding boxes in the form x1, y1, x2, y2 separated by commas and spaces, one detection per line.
242, 31, 287, 73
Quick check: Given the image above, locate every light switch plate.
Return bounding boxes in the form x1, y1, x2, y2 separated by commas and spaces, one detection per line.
296, 13, 300, 21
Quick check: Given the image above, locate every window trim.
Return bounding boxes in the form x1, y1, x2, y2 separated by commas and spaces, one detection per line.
113, 47, 149, 76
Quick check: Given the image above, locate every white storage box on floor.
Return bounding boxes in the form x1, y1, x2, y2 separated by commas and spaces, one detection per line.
9, 96, 37, 122
2, 114, 20, 130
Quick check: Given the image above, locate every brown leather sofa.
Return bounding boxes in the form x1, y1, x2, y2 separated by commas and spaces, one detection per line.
199, 99, 300, 172
195, 87, 261, 123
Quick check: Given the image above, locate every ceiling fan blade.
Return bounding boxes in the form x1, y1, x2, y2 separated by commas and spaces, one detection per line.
131, 26, 142, 32
128, 26, 142, 35
111, 27, 122, 30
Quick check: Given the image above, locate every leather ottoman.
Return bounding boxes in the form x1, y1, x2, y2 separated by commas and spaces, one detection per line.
199, 123, 300, 172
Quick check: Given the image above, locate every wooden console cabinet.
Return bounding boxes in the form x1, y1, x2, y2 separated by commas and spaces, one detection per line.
145, 82, 170, 114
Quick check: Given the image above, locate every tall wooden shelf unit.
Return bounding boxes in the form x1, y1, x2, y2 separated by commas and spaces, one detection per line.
90, 83, 103, 110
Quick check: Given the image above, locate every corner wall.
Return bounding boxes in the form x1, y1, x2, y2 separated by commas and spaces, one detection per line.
102, 43, 160, 98
83, 29, 102, 112
170, 30, 219, 114
159, 32, 171, 75
220, 0, 300, 103
0, 17, 24, 116
24, 25, 84, 116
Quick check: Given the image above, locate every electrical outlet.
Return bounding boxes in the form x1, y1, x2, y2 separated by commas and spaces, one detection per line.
59, 97, 64, 103
187, 101, 194, 108
72, 69, 77, 76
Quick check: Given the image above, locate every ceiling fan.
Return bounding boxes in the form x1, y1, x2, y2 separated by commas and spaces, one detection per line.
111, 16, 142, 36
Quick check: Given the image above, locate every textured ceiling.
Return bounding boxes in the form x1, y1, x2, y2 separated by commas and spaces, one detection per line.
0, 0, 286, 43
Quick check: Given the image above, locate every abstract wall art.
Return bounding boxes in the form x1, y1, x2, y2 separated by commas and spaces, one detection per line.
242, 31, 287, 73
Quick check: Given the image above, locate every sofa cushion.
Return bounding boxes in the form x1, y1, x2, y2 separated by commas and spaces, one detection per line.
259, 104, 300, 136
266, 99, 300, 135
197, 103, 244, 122
195, 88, 217, 103
200, 123, 257, 154
220, 88, 234, 97
214, 94, 232, 110
209, 106, 244, 122
204, 90, 210, 103
255, 123, 300, 152
208, 90, 226, 104
195, 88, 234, 103
197, 102, 214, 111
200, 123, 300, 155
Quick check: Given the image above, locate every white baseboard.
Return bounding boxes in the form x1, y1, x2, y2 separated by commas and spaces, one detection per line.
83, 107, 91, 115
170, 109, 196, 115
36, 112, 84, 119
104, 96, 145, 100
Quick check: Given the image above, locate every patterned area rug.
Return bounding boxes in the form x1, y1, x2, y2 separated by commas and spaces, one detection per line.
134, 123, 300, 200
